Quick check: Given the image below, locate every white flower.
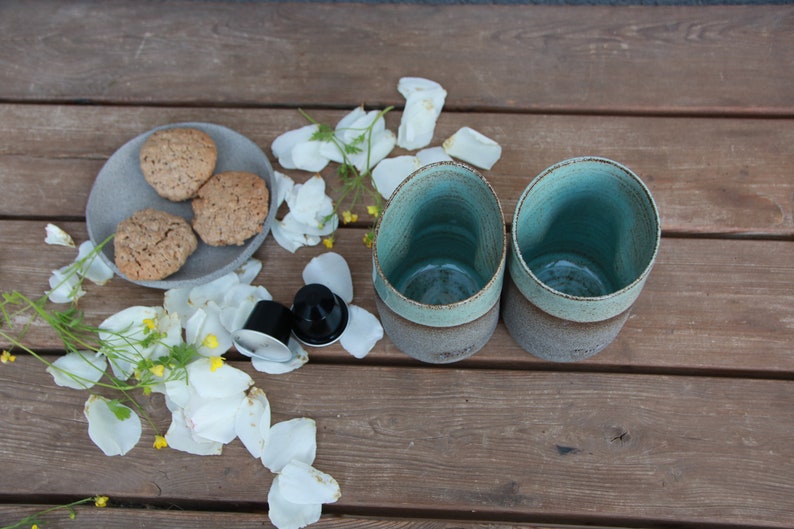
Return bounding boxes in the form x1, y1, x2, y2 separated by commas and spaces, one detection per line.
76, 240, 114, 285
272, 175, 338, 253
98, 306, 165, 379
186, 357, 253, 399
268, 475, 322, 529
165, 407, 224, 456
84, 395, 141, 456
302, 252, 353, 303
271, 124, 331, 172
442, 126, 502, 170
278, 460, 341, 505
235, 387, 271, 459
47, 351, 107, 390
47, 265, 85, 304
44, 223, 75, 247
340, 305, 383, 359
186, 303, 232, 357
397, 77, 447, 150
261, 418, 317, 473
273, 171, 296, 210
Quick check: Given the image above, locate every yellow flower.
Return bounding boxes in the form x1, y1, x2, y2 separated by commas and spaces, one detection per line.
153, 435, 168, 450
142, 318, 156, 331
341, 210, 358, 224
32, 524, 39, 529
209, 356, 224, 372
1, 350, 16, 364
362, 232, 374, 249
367, 205, 380, 218
149, 364, 165, 378
94, 496, 109, 508
322, 237, 334, 249
202, 334, 219, 349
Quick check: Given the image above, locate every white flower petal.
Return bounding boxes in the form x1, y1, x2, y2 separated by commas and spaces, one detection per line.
348, 129, 396, 173
186, 303, 232, 356
84, 395, 141, 456
187, 357, 253, 399
165, 408, 224, 456
291, 140, 331, 172
261, 418, 316, 472
235, 258, 263, 285
272, 125, 319, 170
278, 460, 341, 505
287, 176, 333, 227
372, 155, 421, 200
273, 171, 296, 209
98, 306, 163, 378
189, 273, 240, 310
44, 223, 75, 247
397, 78, 447, 150
47, 266, 84, 304
76, 240, 114, 285
185, 393, 245, 444
164, 286, 194, 327
416, 146, 453, 166
442, 126, 502, 170
251, 338, 309, 375
335, 106, 367, 134
268, 476, 322, 529
340, 305, 383, 359
47, 351, 107, 389
302, 252, 353, 303
272, 220, 315, 253
235, 387, 271, 459
220, 284, 273, 332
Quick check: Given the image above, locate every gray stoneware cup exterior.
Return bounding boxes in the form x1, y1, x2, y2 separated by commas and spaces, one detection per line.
502, 156, 661, 362
372, 162, 507, 363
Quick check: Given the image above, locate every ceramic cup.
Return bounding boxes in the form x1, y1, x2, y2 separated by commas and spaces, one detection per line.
502, 156, 660, 362
372, 161, 507, 363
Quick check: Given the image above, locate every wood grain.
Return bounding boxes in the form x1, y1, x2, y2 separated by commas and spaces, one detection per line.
1, 105, 793, 236
1, 358, 792, 527
0, 3, 792, 115
1, 221, 792, 376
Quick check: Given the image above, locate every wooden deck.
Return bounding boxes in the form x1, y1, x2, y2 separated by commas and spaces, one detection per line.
1, 1, 793, 528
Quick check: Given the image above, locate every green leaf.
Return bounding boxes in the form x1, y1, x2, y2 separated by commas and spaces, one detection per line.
106, 399, 132, 421
309, 124, 335, 143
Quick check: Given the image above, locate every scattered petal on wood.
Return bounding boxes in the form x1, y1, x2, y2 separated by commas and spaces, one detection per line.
268, 475, 322, 529
47, 351, 107, 390
278, 460, 341, 505
340, 305, 383, 359
44, 223, 75, 247
261, 418, 317, 473
442, 126, 502, 170
302, 252, 354, 303
84, 395, 142, 456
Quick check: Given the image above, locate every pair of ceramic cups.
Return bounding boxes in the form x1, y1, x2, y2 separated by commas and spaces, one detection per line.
372, 157, 661, 364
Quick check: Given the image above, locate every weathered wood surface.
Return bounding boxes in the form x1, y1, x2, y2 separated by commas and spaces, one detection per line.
2, 357, 793, 528
2, 221, 793, 376
1, 105, 793, 237
0, 2, 792, 115
1, 2, 793, 529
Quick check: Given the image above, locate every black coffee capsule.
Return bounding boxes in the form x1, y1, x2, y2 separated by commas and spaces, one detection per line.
291, 283, 349, 346
232, 300, 294, 362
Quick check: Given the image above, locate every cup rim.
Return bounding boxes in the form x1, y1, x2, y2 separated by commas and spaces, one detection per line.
511, 156, 661, 313
372, 161, 507, 327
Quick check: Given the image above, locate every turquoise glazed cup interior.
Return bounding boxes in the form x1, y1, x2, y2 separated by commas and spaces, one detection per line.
373, 162, 506, 363
502, 156, 660, 362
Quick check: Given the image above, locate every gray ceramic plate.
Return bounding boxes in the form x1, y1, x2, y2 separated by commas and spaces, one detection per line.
86, 122, 277, 290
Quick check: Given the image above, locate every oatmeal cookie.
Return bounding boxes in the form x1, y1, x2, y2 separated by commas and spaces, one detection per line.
139, 127, 218, 201
191, 171, 269, 246
114, 208, 198, 281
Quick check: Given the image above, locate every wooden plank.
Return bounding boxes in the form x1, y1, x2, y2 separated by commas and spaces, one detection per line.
1, 105, 793, 237
1, 220, 793, 376
0, 506, 625, 529
1, 358, 792, 527
0, 2, 792, 115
